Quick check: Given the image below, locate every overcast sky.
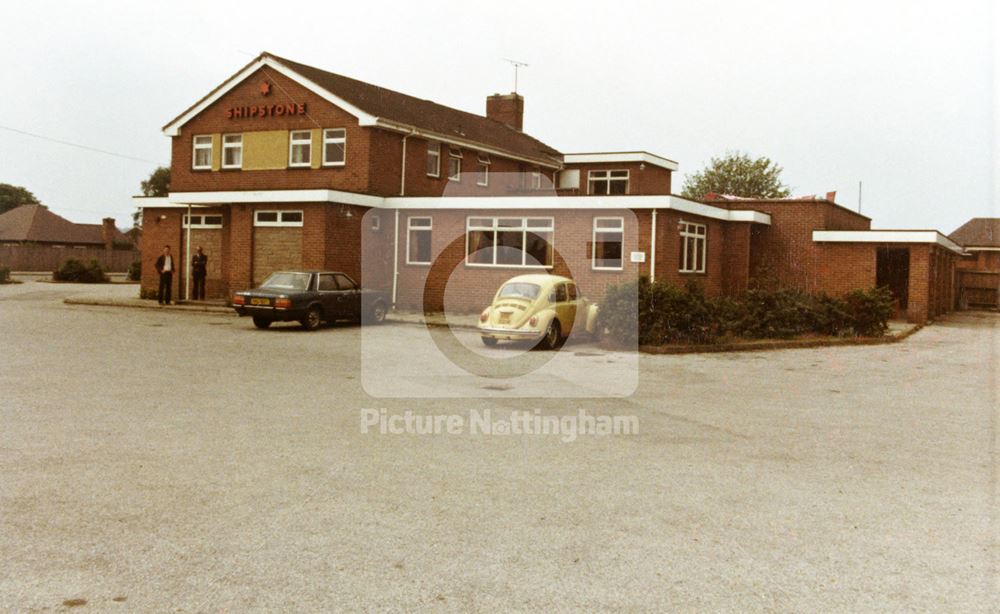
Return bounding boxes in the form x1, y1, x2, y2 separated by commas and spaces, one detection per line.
0, 0, 995, 233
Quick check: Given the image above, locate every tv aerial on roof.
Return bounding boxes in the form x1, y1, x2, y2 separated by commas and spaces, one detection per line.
502, 58, 529, 94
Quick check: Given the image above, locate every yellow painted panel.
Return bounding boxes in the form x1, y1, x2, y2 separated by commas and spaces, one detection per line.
210, 134, 221, 171
310, 129, 322, 169
243, 130, 291, 171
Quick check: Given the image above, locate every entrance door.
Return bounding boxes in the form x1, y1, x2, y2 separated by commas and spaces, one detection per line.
876, 247, 910, 310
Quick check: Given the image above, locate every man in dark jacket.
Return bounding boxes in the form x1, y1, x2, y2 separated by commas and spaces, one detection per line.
191, 246, 208, 300
154, 245, 174, 305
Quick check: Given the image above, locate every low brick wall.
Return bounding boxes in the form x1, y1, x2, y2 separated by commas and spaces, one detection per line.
0, 245, 138, 272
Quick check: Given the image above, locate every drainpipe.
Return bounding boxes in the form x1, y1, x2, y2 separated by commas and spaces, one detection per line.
185, 203, 192, 301
393, 131, 415, 307
650, 208, 657, 283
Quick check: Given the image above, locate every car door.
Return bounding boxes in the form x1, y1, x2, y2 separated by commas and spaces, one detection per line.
566, 282, 585, 334
316, 273, 340, 317
334, 273, 361, 318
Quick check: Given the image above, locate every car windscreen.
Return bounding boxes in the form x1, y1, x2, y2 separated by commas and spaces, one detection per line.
498, 282, 541, 300
260, 272, 311, 291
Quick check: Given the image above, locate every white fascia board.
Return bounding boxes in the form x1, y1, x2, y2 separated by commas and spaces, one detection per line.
382, 194, 770, 224
167, 189, 384, 207
563, 152, 679, 172
374, 119, 562, 170
812, 230, 965, 254
162, 56, 378, 137
964, 246, 1000, 252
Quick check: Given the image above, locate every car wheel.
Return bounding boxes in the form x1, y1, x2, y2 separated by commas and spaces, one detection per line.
481, 336, 498, 347
252, 316, 272, 329
538, 319, 561, 351
367, 299, 387, 324
301, 306, 323, 331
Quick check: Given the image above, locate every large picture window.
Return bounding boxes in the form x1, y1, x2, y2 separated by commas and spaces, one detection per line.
222, 134, 242, 169
192, 135, 213, 170
322, 129, 346, 166
588, 170, 629, 195
406, 217, 432, 265
592, 217, 624, 270
289, 130, 312, 167
466, 217, 553, 268
679, 221, 707, 273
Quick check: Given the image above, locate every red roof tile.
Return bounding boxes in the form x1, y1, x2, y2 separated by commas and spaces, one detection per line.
949, 218, 1000, 248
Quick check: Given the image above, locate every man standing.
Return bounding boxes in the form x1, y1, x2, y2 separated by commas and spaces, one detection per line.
155, 245, 174, 305
191, 246, 208, 301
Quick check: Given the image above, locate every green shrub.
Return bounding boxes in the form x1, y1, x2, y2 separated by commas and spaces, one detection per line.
599, 278, 894, 346
127, 260, 141, 281
53, 259, 109, 283
844, 286, 894, 337
0, 266, 10, 284
139, 287, 159, 300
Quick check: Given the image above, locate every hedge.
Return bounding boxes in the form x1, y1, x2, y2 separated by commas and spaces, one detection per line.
599, 277, 894, 346
53, 259, 109, 283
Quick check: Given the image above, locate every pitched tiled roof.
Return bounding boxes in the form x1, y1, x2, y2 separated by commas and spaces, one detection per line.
949, 218, 1000, 247
0, 204, 128, 245
166, 52, 563, 167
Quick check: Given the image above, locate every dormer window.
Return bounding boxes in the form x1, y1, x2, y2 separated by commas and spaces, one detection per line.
587, 170, 629, 195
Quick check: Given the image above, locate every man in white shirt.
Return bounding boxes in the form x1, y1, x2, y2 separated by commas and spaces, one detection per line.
155, 245, 175, 305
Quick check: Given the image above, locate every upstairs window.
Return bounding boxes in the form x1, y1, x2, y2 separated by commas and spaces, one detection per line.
192, 135, 213, 170
588, 170, 629, 195
679, 221, 707, 273
322, 129, 346, 166
289, 130, 312, 167
222, 134, 242, 169
406, 217, 433, 265
476, 153, 490, 187
531, 167, 542, 190
426, 142, 441, 177
448, 147, 462, 181
592, 217, 624, 270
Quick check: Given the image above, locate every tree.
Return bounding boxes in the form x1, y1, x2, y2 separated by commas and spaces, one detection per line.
681, 152, 791, 200
0, 183, 40, 215
140, 166, 171, 197
135, 166, 171, 229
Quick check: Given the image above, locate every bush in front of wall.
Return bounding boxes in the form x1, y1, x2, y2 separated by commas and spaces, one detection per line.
53, 259, 109, 283
127, 260, 141, 281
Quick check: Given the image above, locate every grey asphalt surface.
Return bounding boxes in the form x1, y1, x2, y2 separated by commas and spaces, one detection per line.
0, 282, 997, 612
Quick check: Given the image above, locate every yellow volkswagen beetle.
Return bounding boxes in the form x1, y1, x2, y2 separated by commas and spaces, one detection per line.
477, 274, 600, 349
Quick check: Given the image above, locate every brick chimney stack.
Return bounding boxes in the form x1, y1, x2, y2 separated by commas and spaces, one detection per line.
486, 93, 524, 131
101, 217, 116, 250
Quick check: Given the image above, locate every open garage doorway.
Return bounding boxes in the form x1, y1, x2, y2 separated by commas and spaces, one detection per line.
877, 247, 910, 311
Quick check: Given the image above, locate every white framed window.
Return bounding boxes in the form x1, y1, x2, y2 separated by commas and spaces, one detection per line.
406, 216, 433, 265
588, 170, 629, 195
254, 210, 304, 227
222, 134, 243, 169
466, 217, 554, 268
192, 135, 213, 170
322, 128, 346, 166
448, 147, 462, 181
679, 221, 707, 273
289, 130, 312, 167
531, 167, 542, 190
476, 152, 490, 187
183, 214, 224, 229
426, 142, 441, 177
592, 217, 624, 270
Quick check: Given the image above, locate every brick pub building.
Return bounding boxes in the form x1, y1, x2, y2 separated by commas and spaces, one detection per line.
137, 52, 965, 323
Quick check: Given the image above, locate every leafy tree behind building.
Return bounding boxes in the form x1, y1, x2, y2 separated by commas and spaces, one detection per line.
681, 152, 791, 200
0, 183, 41, 215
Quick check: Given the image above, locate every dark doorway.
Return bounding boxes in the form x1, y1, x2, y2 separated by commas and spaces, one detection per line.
876, 247, 910, 309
